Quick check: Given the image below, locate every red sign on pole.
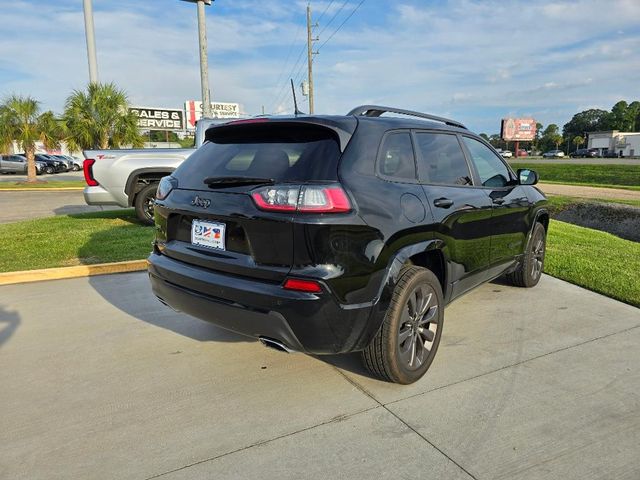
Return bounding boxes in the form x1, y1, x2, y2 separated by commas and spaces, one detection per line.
501, 118, 536, 141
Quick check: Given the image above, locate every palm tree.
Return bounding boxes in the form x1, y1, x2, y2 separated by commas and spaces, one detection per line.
63, 82, 143, 150
0, 96, 63, 183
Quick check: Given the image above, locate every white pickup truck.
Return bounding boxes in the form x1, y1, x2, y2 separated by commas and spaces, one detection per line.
83, 118, 231, 224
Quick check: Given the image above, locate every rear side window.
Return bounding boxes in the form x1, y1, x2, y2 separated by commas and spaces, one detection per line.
461, 136, 512, 187
377, 132, 416, 181
173, 124, 341, 189
414, 133, 472, 186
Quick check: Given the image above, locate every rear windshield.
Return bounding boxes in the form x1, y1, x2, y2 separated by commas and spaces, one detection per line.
173, 123, 341, 189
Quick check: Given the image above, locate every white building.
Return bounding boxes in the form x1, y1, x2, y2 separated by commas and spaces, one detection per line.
588, 131, 640, 157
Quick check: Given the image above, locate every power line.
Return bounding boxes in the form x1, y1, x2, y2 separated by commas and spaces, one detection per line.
272, 23, 303, 97
315, 0, 335, 26
318, 0, 366, 51
272, 44, 307, 111
317, 0, 348, 38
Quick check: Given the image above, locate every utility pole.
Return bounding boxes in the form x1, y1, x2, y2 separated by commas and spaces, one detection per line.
83, 0, 99, 83
182, 0, 213, 118
306, 4, 316, 114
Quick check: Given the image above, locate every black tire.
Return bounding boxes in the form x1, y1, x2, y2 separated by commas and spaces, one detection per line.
134, 183, 158, 225
45, 166, 54, 174
506, 222, 546, 288
362, 266, 444, 384
72, 164, 80, 172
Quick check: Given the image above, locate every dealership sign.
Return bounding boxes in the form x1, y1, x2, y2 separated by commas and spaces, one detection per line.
501, 118, 536, 141
185, 100, 240, 129
129, 107, 185, 131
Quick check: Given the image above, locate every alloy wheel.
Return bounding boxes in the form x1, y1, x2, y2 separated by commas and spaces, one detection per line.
397, 285, 439, 370
531, 234, 545, 279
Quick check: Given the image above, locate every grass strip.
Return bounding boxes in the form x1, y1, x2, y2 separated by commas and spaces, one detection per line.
545, 194, 640, 212
512, 163, 640, 187
545, 220, 640, 308
0, 210, 154, 272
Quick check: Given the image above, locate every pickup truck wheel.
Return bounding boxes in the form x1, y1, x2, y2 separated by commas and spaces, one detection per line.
506, 222, 546, 288
134, 183, 158, 225
362, 266, 444, 384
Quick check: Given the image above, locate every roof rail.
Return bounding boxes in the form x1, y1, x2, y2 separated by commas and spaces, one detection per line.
347, 105, 467, 130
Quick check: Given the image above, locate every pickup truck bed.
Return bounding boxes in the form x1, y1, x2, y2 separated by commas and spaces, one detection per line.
83, 118, 232, 223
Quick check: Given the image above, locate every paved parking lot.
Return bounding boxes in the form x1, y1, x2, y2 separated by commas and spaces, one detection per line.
0, 190, 123, 223
0, 170, 85, 183
0, 273, 638, 479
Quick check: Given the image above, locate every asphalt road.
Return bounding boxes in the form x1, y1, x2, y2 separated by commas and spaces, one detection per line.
0, 190, 123, 223
1, 273, 638, 479
0, 170, 85, 183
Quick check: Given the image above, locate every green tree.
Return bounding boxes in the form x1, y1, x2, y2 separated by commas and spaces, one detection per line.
538, 124, 562, 152
628, 101, 640, 131
572, 135, 585, 151
0, 95, 63, 183
562, 109, 608, 139
63, 82, 143, 150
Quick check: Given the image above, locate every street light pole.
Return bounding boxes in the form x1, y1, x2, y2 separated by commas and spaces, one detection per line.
196, 0, 212, 118
182, 0, 213, 118
83, 0, 99, 83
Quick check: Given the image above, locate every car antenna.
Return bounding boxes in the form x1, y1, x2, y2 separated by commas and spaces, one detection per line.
291, 78, 304, 116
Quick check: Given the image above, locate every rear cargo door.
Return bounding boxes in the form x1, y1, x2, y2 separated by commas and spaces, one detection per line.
160, 122, 344, 282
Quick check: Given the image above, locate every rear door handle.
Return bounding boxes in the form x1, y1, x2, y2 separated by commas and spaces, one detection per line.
433, 198, 454, 208
492, 198, 506, 205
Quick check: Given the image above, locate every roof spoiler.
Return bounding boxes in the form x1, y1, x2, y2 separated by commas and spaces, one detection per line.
205, 117, 358, 153
347, 105, 467, 130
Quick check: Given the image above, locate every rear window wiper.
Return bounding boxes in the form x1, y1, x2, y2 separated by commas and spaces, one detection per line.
203, 176, 275, 188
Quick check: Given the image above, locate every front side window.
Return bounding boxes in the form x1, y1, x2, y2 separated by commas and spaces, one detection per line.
462, 137, 512, 187
414, 132, 472, 186
377, 132, 417, 181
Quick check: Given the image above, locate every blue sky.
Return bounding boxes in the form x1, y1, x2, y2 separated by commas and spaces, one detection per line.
1, 0, 639, 134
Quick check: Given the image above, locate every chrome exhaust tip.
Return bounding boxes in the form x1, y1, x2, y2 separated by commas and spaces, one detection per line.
259, 337, 295, 353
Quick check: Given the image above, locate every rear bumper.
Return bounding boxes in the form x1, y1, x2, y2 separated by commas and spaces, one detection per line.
147, 252, 375, 354
83, 186, 123, 206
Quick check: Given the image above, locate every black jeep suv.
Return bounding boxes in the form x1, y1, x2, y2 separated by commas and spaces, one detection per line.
148, 105, 548, 384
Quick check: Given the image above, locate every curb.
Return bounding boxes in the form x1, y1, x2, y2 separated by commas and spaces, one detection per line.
0, 260, 148, 286
0, 187, 85, 192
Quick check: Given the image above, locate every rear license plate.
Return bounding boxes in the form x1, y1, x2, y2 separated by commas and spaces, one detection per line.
191, 219, 226, 251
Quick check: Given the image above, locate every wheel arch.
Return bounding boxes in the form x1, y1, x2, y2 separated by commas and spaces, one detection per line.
353, 239, 448, 351
125, 168, 175, 206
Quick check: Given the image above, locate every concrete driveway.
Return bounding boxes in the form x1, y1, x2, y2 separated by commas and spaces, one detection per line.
0, 273, 638, 480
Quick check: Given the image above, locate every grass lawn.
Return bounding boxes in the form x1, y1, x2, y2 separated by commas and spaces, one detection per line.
545, 220, 640, 307
0, 179, 85, 189
0, 206, 637, 308
0, 210, 154, 272
511, 163, 640, 188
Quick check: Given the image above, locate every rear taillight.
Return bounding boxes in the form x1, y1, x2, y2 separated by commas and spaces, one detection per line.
83, 159, 98, 186
251, 185, 351, 213
283, 278, 323, 293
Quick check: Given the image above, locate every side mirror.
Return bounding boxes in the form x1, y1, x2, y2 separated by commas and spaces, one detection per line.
518, 168, 538, 185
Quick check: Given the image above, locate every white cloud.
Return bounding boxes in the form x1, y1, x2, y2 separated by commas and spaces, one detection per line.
0, 0, 638, 133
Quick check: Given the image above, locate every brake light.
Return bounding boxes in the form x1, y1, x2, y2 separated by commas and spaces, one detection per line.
251, 185, 351, 213
283, 278, 323, 293
228, 118, 269, 125
83, 159, 98, 186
